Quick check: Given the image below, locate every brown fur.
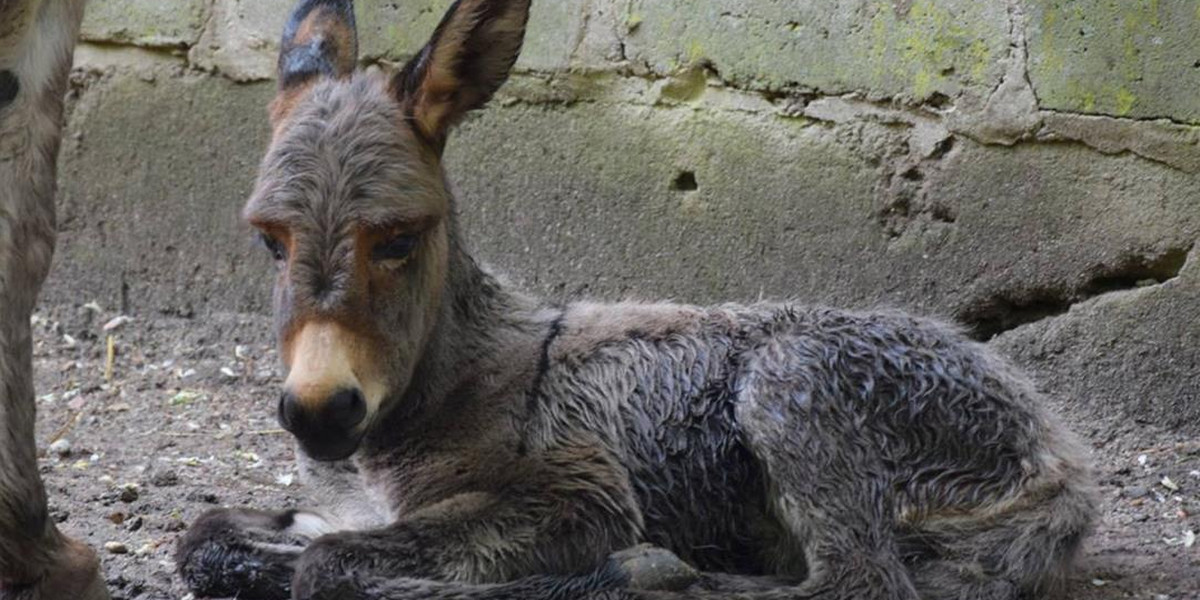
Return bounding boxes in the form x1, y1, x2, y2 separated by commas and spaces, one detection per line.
177, 2, 1097, 600
0, 1, 107, 598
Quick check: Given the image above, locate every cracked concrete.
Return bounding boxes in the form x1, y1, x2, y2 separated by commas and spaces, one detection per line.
49, 0, 1200, 434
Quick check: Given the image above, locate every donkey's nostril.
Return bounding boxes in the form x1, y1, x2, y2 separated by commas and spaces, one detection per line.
278, 392, 299, 430
325, 388, 367, 430
275, 388, 366, 461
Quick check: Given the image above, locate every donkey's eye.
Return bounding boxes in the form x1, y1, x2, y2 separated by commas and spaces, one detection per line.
259, 233, 286, 261
372, 235, 418, 263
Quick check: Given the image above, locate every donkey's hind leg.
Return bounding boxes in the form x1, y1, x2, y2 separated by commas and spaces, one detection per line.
904, 473, 1096, 600
175, 508, 335, 600
733, 347, 920, 600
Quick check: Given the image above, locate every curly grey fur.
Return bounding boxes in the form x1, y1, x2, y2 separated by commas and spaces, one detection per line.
177, 1, 1097, 599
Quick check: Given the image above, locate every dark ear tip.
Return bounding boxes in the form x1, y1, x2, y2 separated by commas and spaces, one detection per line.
278, 0, 359, 86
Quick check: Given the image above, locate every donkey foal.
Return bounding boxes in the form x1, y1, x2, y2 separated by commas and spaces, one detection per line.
0, 1, 108, 598
176, 1, 1097, 599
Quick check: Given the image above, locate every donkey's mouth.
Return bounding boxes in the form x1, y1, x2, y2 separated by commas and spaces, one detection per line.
278, 388, 369, 462
294, 430, 363, 462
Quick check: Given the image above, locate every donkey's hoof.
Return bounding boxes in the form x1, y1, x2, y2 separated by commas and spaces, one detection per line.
45, 535, 108, 600
609, 544, 698, 592
0, 535, 109, 600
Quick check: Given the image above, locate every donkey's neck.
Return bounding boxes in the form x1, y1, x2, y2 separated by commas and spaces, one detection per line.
391, 230, 556, 432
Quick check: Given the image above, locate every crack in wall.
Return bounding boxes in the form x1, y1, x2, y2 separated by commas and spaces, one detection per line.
958, 244, 1194, 341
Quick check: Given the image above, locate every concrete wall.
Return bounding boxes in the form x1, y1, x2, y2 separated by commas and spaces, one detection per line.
49, 0, 1200, 432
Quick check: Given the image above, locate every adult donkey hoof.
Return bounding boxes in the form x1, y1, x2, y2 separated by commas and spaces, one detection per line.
609, 544, 699, 592
0, 535, 108, 600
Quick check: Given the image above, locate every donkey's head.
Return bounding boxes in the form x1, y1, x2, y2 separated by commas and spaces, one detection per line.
244, 0, 530, 461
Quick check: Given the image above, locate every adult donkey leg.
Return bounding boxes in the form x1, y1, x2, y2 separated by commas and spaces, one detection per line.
0, 1, 107, 598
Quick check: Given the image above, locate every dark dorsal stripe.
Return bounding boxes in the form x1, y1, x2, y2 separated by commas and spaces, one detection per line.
0, 70, 19, 109
516, 308, 567, 456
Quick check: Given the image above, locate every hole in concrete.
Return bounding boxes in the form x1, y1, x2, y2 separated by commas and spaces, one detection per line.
957, 245, 1192, 341
671, 171, 699, 192
925, 92, 952, 110
929, 136, 956, 160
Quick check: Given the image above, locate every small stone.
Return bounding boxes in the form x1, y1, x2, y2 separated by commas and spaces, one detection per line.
126, 516, 143, 532
49, 439, 72, 457
186, 490, 219, 504
611, 544, 699, 592
118, 484, 139, 503
104, 541, 128, 554
150, 470, 179, 487
102, 315, 132, 331
1123, 485, 1150, 499
48, 506, 69, 523
169, 389, 202, 406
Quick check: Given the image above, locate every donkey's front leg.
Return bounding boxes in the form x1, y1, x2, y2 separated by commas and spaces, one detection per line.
176, 508, 335, 600
292, 465, 645, 600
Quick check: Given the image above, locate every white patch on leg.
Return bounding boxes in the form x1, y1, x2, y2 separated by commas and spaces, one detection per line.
248, 541, 306, 555
285, 511, 336, 539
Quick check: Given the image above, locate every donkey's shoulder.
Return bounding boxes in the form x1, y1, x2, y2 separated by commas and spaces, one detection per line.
552, 300, 729, 359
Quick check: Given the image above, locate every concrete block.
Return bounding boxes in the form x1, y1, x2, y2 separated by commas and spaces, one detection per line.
190, 0, 290, 82
356, 0, 592, 72
996, 250, 1200, 435
1026, 0, 1200, 123
622, 0, 1010, 102
51, 72, 276, 316
81, 0, 207, 48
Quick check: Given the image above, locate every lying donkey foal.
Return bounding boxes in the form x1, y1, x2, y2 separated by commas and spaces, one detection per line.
177, 0, 1097, 598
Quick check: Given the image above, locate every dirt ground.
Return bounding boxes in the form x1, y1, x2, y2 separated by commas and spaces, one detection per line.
28, 303, 1199, 600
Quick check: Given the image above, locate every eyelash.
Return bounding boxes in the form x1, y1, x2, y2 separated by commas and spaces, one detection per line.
372, 235, 419, 263
257, 233, 418, 265
259, 233, 286, 261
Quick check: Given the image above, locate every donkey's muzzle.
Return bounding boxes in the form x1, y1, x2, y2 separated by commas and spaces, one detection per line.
278, 388, 367, 461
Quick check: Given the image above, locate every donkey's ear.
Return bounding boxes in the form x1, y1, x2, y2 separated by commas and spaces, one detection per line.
271, 0, 358, 126
392, 0, 530, 147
